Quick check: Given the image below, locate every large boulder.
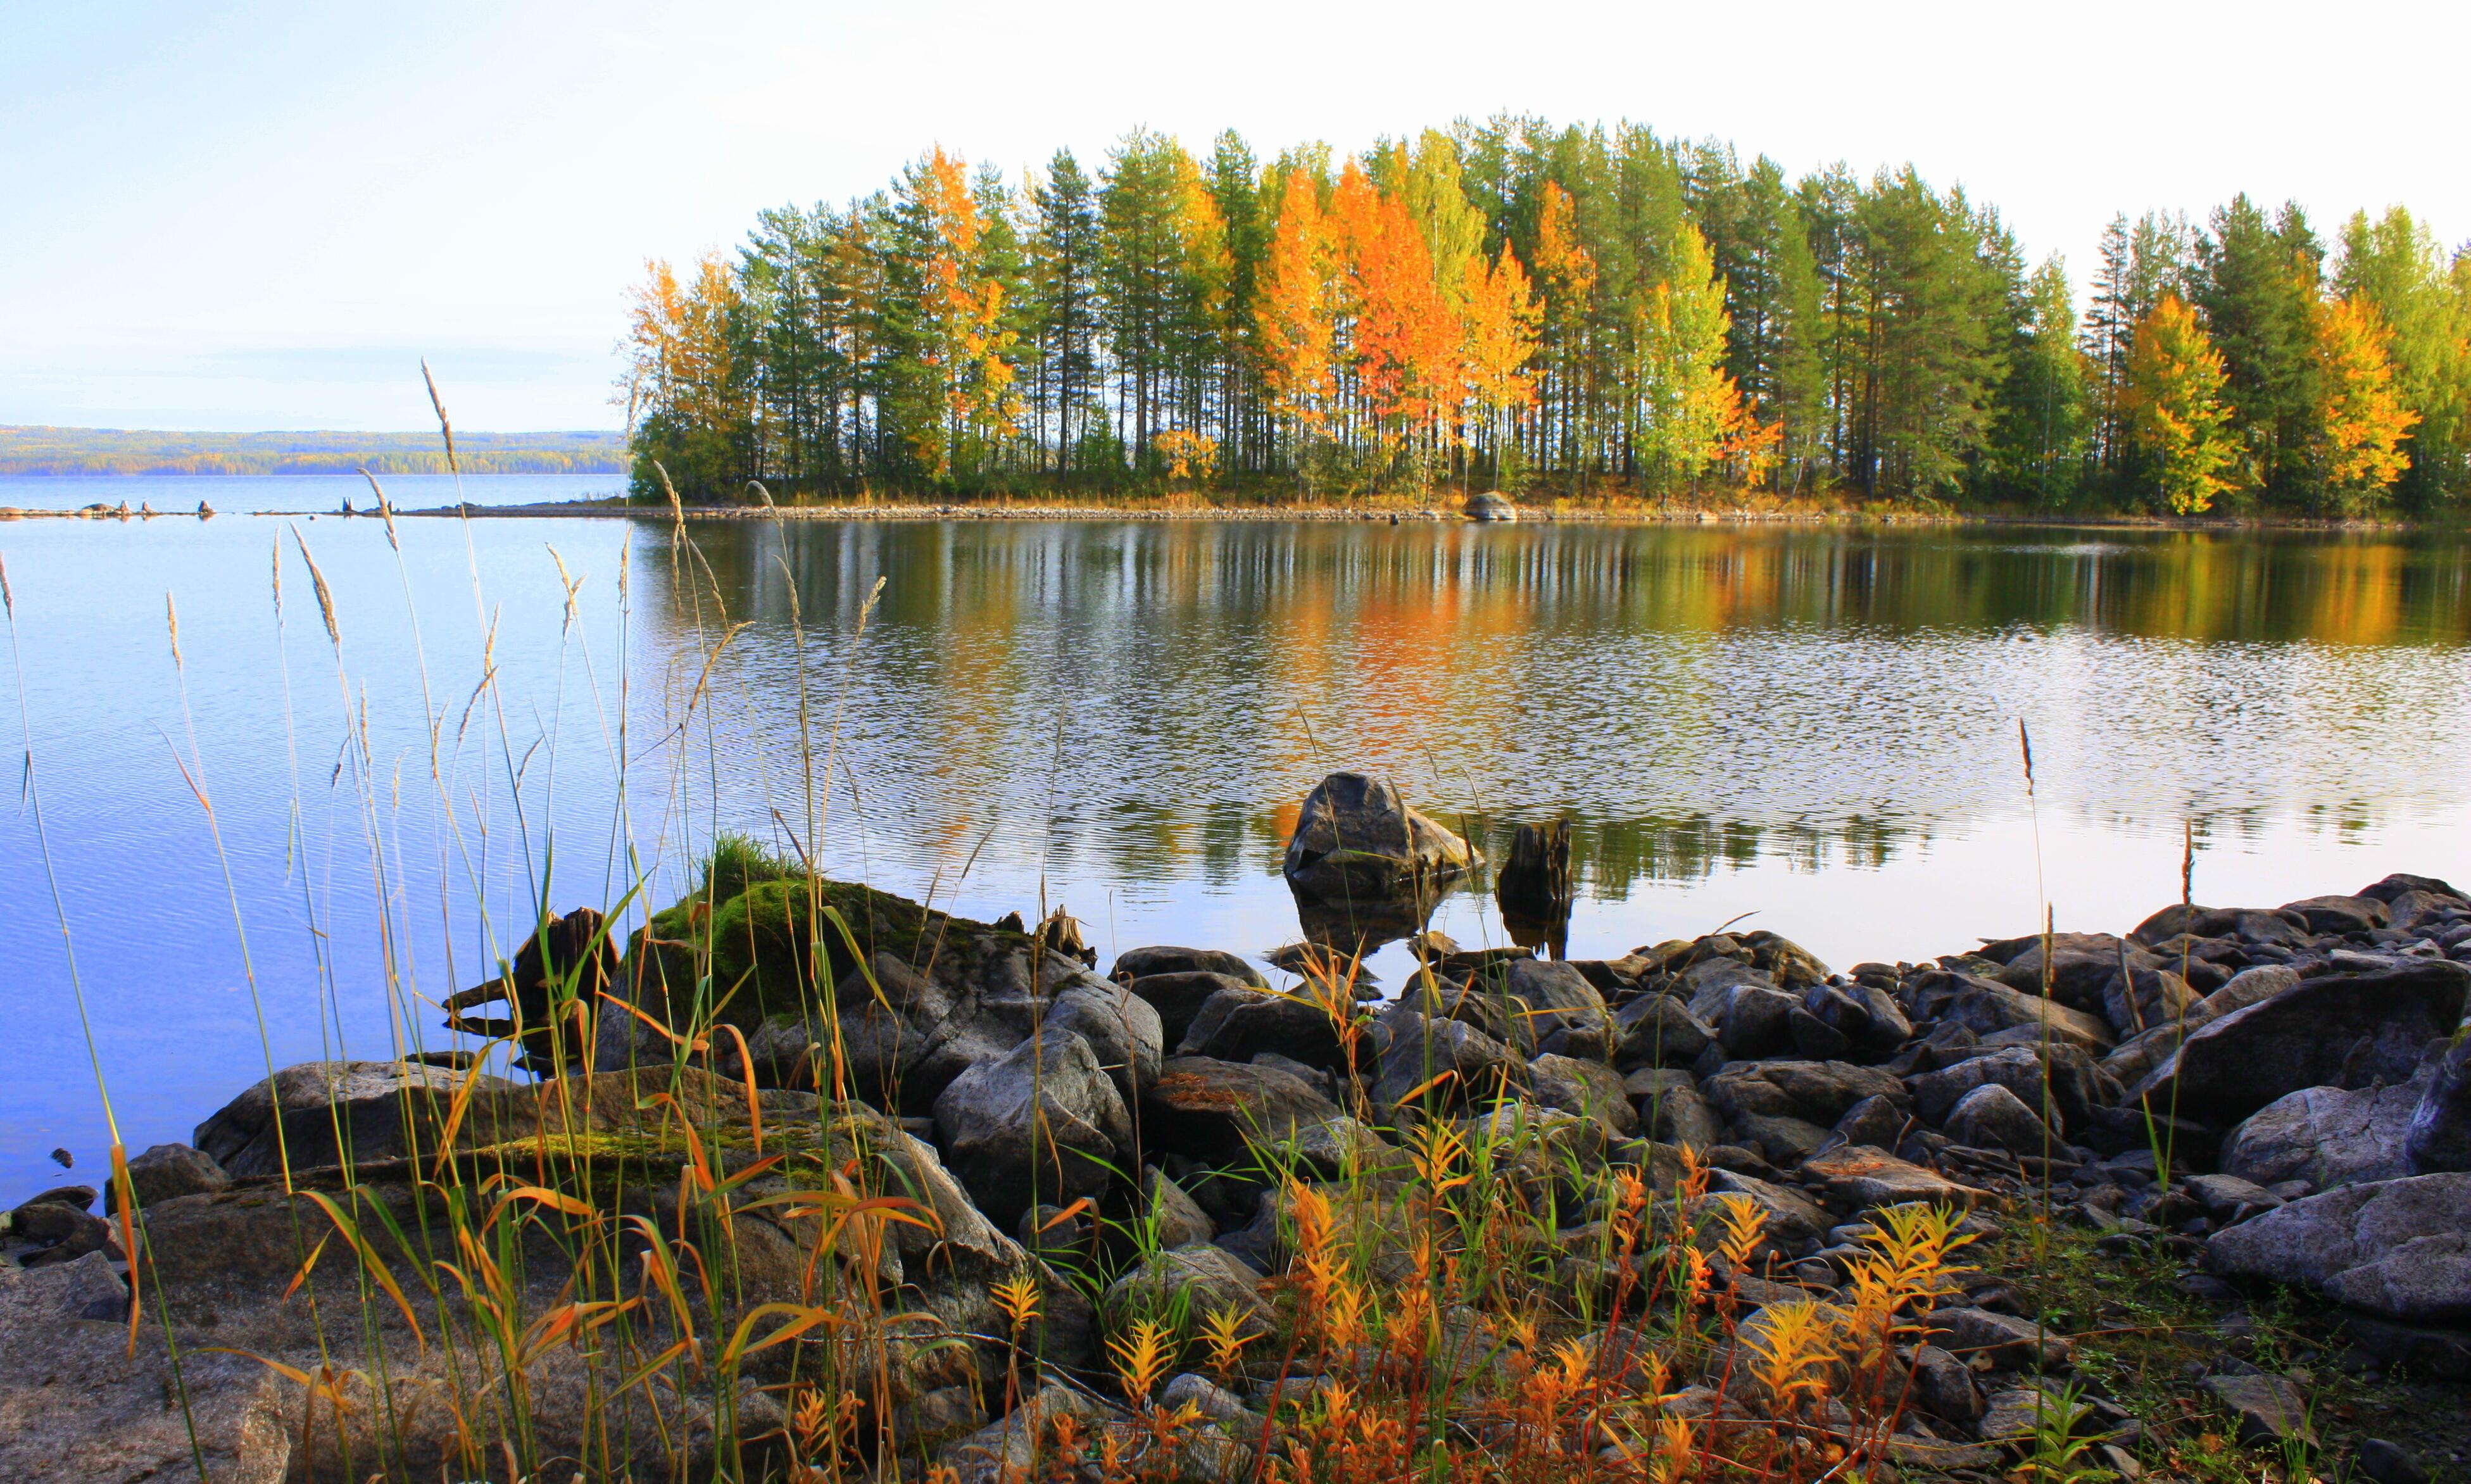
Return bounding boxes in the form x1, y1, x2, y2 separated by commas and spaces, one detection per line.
1110, 946, 1267, 989
1909, 1043, 2109, 1135
1141, 1057, 1343, 1164
1611, 993, 1716, 1069
1043, 974, 1166, 1108
1992, 933, 2155, 1014
192, 1060, 527, 1179
2220, 1072, 2430, 1192
1176, 984, 1349, 1072
105, 1142, 229, 1214
1528, 1054, 1637, 1136
1121, 971, 1259, 1048
757, 947, 1033, 1112
933, 1025, 1134, 1230
1946, 1084, 2059, 1155
2130, 904, 2312, 952
1797, 981, 1911, 1062
1281, 772, 1480, 903
1702, 1060, 1902, 1128
2133, 962, 2470, 1123
1906, 971, 2112, 1053
2206, 1173, 2471, 1324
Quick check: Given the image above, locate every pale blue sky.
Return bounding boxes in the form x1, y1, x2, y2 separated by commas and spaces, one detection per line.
4, 0, 2462, 431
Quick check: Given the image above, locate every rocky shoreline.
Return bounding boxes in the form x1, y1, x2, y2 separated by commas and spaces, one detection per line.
4, 774, 2467, 1482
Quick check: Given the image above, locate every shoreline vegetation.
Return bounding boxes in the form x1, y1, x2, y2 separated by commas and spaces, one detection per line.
620, 116, 2471, 524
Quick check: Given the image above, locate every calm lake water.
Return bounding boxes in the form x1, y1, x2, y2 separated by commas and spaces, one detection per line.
3, 474, 2468, 1196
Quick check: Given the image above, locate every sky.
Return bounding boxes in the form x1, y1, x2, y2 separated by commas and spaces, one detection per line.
3, 0, 2464, 433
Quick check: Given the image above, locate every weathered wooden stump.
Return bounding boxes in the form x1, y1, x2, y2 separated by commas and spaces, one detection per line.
1495, 820, 1574, 950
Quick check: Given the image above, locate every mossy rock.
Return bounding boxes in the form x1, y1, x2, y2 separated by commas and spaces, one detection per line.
625, 877, 1034, 1033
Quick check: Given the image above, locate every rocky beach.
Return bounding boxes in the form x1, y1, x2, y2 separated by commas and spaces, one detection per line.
4, 772, 2468, 1483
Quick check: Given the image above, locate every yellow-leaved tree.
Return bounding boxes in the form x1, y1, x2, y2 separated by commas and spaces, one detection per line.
2126, 294, 2241, 515
2309, 293, 2419, 514
1257, 169, 1339, 450
909, 146, 1021, 483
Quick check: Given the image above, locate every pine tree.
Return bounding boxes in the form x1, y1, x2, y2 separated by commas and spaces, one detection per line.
1993, 256, 2091, 506
1030, 150, 1102, 475
2126, 294, 2239, 514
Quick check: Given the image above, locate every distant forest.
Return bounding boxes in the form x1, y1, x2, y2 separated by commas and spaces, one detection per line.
625, 117, 2468, 515
0, 427, 626, 477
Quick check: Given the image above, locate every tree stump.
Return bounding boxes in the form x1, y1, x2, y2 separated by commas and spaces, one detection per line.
1495, 820, 1574, 941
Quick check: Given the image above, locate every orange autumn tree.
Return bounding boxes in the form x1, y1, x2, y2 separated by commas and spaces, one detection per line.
2309, 292, 2419, 513
909, 146, 1022, 483
2126, 294, 2241, 515
1256, 168, 1340, 453
1331, 160, 1461, 481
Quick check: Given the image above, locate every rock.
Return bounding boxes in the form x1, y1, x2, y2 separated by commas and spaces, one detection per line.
1832, 1094, 1909, 1152
2182, 1173, 2283, 1224
1726, 1112, 1833, 1166
1704, 1060, 1903, 1126
1043, 974, 1166, 1108
1114, 946, 1267, 989
1611, 994, 1716, 1069
1177, 984, 1349, 1071
1908, 1343, 1984, 1423
1528, 1053, 1638, 1136
1909, 971, 2113, 1053
933, 1024, 1134, 1229
2204, 1373, 2312, 1445
1464, 490, 1517, 521
1977, 1383, 2076, 1440
2205, 1172, 2471, 1323
9, 1200, 120, 1266
192, 1059, 528, 1179
2405, 1031, 2471, 1174
106, 1143, 229, 1214
936, 1385, 1118, 1484
1697, 1170, 1829, 1258
1993, 933, 2153, 1011
2134, 961, 2470, 1122
1281, 772, 1480, 904
1136, 1167, 1217, 1248
1370, 1007, 1522, 1117
18, 1184, 96, 1212
0, 1249, 125, 1320
2358, 1438, 2432, 1484
2342, 1315, 2471, 1381
2358, 873, 2467, 907
1125, 971, 1259, 1048
1911, 1045, 2096, 1132
2203, 963, 2307, 1018
1628, 1070, 1723, 1148
1718, 986, 1801, 1059
2282, 894, 2391, 935
2099, 964, 2199, 1038
1945, 1084, 2059, 1155
1798, 1145, 1987, 1212
0, 1322, 291, 1483
2131, 904, 2312, 950
1921, 1306, 2072, 1369
1499, 958, 1612, 1057
1104, 1243, 1271, 1331
1268, 1116, 1399, 1181
2221, 1074, 2426, 1191
1144, 1057, 1343, 1164
894, 1386, 988, 1454
1799, 981, 1911, 1062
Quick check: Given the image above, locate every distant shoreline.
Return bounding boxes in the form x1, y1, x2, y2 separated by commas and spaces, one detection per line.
0, 491, 2431, 534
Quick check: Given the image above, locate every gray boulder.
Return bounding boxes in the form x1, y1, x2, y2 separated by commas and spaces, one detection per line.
1122, 971, 1257, 1050
933, 1025, 1134, 1230
1143, 1057, 1343, 1164
106, 1143, 229, 1215
1371, 1007, 1522, 1117
2221, 1072, 2429, 1191
1528, 1053, 1637, 1136
1112, 946, 1267, 988
1626, 1069, 1723, 1148
1104, 1243, 1273, 1330
2206, 1173, 2471, 1323
1501, 958, 1612, 1057
1945, 1084, 2059, 1155
1799, 981, 1911, 1062
1177, 984, 1347, 1071
1718, 986, 1801, 1059
1611, 993, 1716, 1069
1043, 975, 1165, 1109
2134, 961, 2470, 1122
1909, 971, 2111, 1053
1281, 772, 1480, 903
2281, 894, 2390, 935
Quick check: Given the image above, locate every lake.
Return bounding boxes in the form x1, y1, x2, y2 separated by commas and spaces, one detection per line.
3, 474, 2468, 1197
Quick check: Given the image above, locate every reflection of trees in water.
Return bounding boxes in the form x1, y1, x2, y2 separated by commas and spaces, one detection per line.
620, 519, 2470, 904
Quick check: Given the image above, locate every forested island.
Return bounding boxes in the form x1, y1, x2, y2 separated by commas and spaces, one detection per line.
623, 118, 2467, 519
